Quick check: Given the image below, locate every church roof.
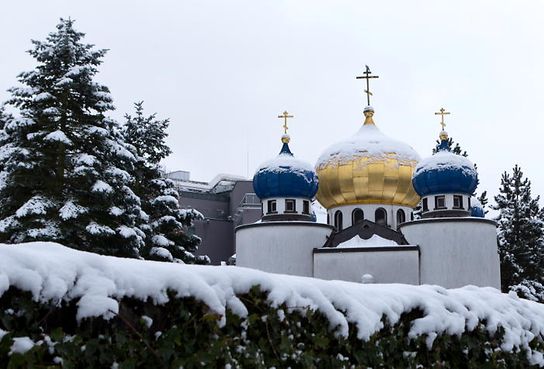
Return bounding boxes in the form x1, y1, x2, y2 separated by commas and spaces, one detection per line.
322, 219, 410, 248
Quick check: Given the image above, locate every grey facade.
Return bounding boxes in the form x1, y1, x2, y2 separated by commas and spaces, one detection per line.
168, 171, 261, 264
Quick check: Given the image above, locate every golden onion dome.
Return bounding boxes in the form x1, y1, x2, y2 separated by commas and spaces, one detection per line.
315, 107, 421, 209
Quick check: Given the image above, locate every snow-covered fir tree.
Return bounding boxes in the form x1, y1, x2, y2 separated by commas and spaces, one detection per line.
123, 102, 207, 264
494, 165, 544, 302
0, 19, 146, 257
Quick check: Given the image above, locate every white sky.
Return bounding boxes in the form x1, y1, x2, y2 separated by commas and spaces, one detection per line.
1, 0, 544, 203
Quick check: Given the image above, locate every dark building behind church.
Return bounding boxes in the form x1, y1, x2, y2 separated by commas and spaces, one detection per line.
167, 171, 261, 264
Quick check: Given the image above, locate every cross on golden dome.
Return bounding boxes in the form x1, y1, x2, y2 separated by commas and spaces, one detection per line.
278, 111, 294, 134
356, 65, 379, 106
434, 107, 450, 131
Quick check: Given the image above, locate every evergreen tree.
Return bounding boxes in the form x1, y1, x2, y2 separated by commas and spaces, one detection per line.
493, 165, 544, 301
0, 19, 145, 257
123, 102, 207, 264
477, 191, 489, 214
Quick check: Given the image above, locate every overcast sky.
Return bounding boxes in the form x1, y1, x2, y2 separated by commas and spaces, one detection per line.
1, 0, 543, 203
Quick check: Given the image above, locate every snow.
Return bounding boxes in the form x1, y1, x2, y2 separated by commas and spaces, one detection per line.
337, 235, 399, 248
9, 337, 35, 355
0, 216, 19, 233
152, 195, 179, 206
15, 196, 53, 218
44, 130, 72, 145
151, 235, 171, 247
256, 153, 315, 176
1, 242, 544, 365
91, 180, 113, 194
33, 92, 53, 102
86, 223, 115, 236
141, 315, 153, 328
59, 201, 87, 220
117, 226, 137, 239
64, 66, 87, 78
74, 154, 96, 167
55, 77, 73, 87
316, 123, 421, 169
415, 150, 476, 176
150, 247, 173, 261
106, 167, 132, 182
109, 207, 124, 216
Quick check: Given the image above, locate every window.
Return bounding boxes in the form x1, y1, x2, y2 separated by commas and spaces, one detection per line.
468, 197, 472, 209
302, 200, 310, 214
327, 214, 330, 225
422, 198, 428, 212
352, 208, 364, 225
334, 210, 343, 231
453, 195, 463, 209
375, 208, 387, 226
435, 195, 446, 209
396, 209, 406, 225
267, 200, 277, 214
285, 199, 296, 213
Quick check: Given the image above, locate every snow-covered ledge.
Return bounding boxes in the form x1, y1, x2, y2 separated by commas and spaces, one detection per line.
1, 242, 544, 364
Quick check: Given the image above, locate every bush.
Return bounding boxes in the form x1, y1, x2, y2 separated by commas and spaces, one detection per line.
1, 286, 542, 369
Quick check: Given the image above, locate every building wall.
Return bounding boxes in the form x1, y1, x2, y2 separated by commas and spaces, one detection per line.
313, 247, 420, 284
400, 218, 501, 289
178, 180, 261, 264
236, 222, 333, 276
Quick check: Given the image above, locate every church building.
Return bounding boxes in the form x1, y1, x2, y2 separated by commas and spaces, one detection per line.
235, 67, 501, 289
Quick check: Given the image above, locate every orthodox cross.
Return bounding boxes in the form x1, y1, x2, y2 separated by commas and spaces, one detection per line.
278, 111, 294, 134
434, 107, 451, 130
356, 65, 379, 106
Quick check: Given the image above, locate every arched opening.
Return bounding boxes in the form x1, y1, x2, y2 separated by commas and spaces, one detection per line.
352, 208, 364, 225
375, 208, 387, 226
396, 209, 406, 227
334, 210, 343, 231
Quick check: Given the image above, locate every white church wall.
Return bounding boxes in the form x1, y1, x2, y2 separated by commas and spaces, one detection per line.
400, 218, 501, 289
313, 247, 420, 284
235, 222, 333, 276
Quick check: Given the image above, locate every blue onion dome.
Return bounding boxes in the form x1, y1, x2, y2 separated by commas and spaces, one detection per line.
470, 205, 485, 218
253, 134, 318, 199
412, 130, 478, 197
469, 197, 485, 218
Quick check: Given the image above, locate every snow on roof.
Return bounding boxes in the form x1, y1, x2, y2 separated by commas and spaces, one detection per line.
316, 124, 421, 168
415, 150, 476, 175
256, 153, 315, 175
337, 235, 399, 248
1, 242, 544, 363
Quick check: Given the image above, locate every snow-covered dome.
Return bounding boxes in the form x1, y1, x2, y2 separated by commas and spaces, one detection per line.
253, 135, 318, 200
315, 107, 421, 209
412, 131, 478, 197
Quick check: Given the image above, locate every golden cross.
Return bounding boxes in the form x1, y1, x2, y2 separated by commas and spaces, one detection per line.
356, 65, 379, 106
434, 107, 450, 130
278, 111, 294, 134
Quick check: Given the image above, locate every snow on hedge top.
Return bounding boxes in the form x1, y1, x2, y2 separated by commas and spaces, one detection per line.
415, 150, 476, 175
316, 123, 421, 169
1, 243, 544, 365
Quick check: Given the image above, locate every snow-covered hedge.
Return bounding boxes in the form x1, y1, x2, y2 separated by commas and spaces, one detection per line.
1, 243, 544, 368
